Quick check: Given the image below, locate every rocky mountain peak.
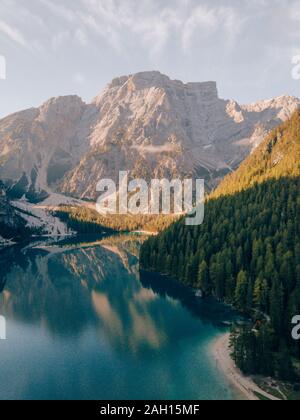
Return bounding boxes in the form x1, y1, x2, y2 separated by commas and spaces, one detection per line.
38, 95, 86, 122
93, 71, 218, 106
242, 94, 300, 113
0, 71, 299, 201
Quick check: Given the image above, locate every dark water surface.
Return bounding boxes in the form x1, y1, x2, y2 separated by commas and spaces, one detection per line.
0, 235, 240, 400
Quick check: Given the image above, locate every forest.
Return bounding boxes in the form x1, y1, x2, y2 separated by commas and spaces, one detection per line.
140, 111, 300, 380
55, 205, 178, 234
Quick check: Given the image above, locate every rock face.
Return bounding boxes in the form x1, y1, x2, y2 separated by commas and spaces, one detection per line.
0, 96, 88, 201
0, 71, 299, 201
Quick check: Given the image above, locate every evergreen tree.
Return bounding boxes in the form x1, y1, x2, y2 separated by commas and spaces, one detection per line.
235, 271, 249, 311
197, 261, 210, 294
270, 277, 284, 336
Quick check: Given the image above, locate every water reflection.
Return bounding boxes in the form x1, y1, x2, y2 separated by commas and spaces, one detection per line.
0, 236, 192, 351
0, 235, 238, 400
140, 270, 239, 328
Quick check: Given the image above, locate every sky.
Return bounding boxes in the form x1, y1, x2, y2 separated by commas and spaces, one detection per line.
0, 0, 300, 118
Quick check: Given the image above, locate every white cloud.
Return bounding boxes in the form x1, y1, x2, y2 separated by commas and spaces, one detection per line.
0, 19, 28, 48
78, 12, 123, 52
182, 6, 218, 51
0, 1, 247, 59
74, 0, 184, 57
72, 1, 245, 58
182, 5, 245, 53
39, 0, 77, 22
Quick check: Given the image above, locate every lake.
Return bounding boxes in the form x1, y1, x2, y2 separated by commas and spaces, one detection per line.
0, 235, 240, 400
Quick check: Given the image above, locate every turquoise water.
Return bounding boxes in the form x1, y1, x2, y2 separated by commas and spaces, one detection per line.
0, 236, 239, 400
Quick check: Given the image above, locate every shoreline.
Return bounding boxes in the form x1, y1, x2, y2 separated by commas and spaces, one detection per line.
211, 333, 281, 401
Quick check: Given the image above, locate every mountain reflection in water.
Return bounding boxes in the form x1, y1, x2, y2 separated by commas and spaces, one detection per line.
0, 235, 239, 400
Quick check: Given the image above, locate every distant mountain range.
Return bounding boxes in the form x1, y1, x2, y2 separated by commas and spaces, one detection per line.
0, 71, 299, 202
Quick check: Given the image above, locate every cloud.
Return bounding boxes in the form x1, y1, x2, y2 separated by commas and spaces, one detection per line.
182, 5, 245, 53
0, 1, 250, 60
182, 5, 218, 51
78, 12, 123, 52
39, 0, 77, 22
0, 19, 28, 48
71, 1, 246, 58
0, 0, 298, 73
73, 0, 183, 57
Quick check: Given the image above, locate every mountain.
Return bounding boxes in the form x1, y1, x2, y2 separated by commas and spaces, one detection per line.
0, 96, 88, 202
0, 71, 299, 201
140, 111, 300, 379
211, 109, 300, 198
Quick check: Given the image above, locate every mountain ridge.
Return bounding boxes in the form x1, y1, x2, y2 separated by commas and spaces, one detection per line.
211, 109, 300, 198
0, 71, 299, 201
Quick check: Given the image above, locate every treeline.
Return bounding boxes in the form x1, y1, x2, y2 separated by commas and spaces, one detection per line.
140, 177, 300, 380
54, 207, 116, 235
230, 324, 296, 380
0, 181, 32, 241
55, 206, 178, 234
0, 221, 30, 240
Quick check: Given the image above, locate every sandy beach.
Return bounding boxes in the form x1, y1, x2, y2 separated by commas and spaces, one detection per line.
211, 333, 281, 401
